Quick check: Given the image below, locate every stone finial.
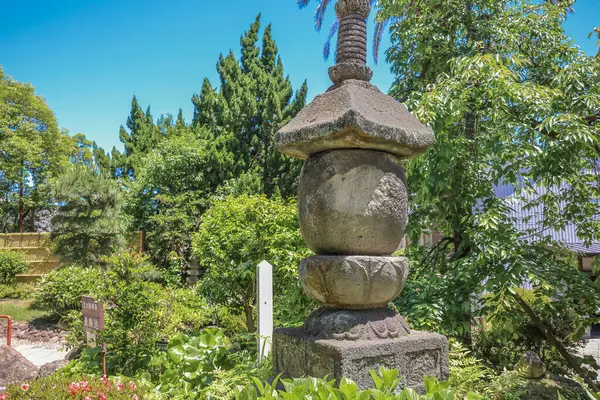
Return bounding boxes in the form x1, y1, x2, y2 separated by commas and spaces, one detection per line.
329, 0, 373, 84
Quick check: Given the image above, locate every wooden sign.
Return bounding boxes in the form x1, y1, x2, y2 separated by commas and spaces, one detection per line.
82, 296, 104, 332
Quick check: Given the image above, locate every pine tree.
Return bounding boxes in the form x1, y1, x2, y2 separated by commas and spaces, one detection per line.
192, 15, 308, 198
116, 96, 162, 178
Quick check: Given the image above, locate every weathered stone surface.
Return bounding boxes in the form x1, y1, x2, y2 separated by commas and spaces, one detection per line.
299, 256, 409, 308
273, 328, 449, 392
304, 308, 411, 340
0, 345, 38, 385
37, 359, 68, 379
275, 80, 434, 160
515, 351, 546, 379
299, 149, 407, 255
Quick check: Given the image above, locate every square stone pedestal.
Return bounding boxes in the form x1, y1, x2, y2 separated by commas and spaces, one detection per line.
273, 328, 449, 393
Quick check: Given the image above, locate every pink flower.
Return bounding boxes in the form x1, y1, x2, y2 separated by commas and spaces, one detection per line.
97, 392, 107, 400
132, 395, 138, 400
84, 396, 92, 400
80, 381, 89, 390
20, 383, 29, 391
116, 382, 125, 391
0, 393, 9, 400
101, 375, 108, 383
129, 381, 137, 390
69, 382, 80, 391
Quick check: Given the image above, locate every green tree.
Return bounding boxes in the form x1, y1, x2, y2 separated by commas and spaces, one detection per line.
193, 195, 311, 332
376, 0, 599, 385
51, 166, 126, 266
192, 15, 308, 199
0, 66, 75, 232
116, 96, 163, 178
127, 129, 235, 279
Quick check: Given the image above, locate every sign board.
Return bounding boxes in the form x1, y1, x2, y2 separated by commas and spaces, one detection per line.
257, 260, 273, 360
82, 296, 104, 347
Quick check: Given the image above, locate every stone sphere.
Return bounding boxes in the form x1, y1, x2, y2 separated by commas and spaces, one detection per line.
299, 255, 409, 309
299, 149, 407, 255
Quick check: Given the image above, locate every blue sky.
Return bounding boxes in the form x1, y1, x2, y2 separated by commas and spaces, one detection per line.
1, 0, 598, 152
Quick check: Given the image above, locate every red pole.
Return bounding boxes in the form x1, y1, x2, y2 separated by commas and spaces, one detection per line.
0, 315, 12, 346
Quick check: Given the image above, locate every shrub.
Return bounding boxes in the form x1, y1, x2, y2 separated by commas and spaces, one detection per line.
0, 282, 36, 299
3, 374, 146, 400
448, 340, 494, 397
236, 368, 485, 400
193, 195, 313, 333
490, 370, 587, 400
144, 329, 233, 399
473, 289, 581, 375
95, 252, 164, 375
35, 265, 103, 315
0, 249, 28, 283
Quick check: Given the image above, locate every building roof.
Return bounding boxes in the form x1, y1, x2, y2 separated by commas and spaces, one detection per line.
494, 179, 600, 255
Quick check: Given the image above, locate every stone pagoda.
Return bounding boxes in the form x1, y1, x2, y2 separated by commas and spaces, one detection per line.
272, 0, 448, 392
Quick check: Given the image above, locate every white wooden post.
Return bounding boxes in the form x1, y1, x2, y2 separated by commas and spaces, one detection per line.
257, 260, 273, 361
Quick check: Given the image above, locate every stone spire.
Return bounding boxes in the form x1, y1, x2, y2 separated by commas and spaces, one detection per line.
329, 0, 373, 84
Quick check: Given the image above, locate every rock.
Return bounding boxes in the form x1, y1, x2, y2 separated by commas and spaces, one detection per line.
275, 80, 435, 160
299, 255, 409, 308
37, 359, 68, 379
515, 351, 546, 379
65, 347, 82, 361
304, 307, 411, 340
298, 150, 408, 255
0, 345, 38, 385
274, 328, 448, 393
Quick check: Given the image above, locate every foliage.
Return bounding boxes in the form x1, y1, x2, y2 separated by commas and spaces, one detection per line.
192, 15, 307, 199
3, 374, 146, 400
0, 249, 27, 283
235, 367, 485, 400
36, 264, 103, 315
448, 340, 494, 398
379, 0, 600, 352
298, 0, 389, 62
94, 252, 164, 375
490, 370, 586, 400
51, 166, 126, 266
0, 282, 36, 299
193, 195, 312, 332
127, 130, 235, 277
473, 289, 582, 375
0, 66, 76, 233
144, 329, 232, 399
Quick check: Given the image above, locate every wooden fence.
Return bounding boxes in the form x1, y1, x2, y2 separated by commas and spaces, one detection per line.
0, 232, 144, 282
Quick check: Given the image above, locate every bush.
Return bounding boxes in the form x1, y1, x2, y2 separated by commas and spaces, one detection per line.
490, 370, 587, 400
0, 249, 28, 283
144, 329, 233, 399
0, 282, 37, 299
448, 340, 494, 398
35, 265, 103, 315
236, 367, 484, 400
193, 195, 313, 333
473, 289, 581, 375
3, 374, 146, 400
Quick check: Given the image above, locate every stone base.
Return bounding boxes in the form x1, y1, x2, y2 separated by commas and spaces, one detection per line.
273, 327, 448, 393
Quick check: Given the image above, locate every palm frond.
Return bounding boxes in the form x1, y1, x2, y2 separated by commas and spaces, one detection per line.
315, 0, 332, 31
323, 20, 340, 60
297, 0, 311, 9
373, 17, 391, 64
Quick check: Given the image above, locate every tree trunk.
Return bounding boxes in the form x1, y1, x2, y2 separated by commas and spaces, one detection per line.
512, 291, 599, 391
244, 302, 255, 333
18, 166, 24, 233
